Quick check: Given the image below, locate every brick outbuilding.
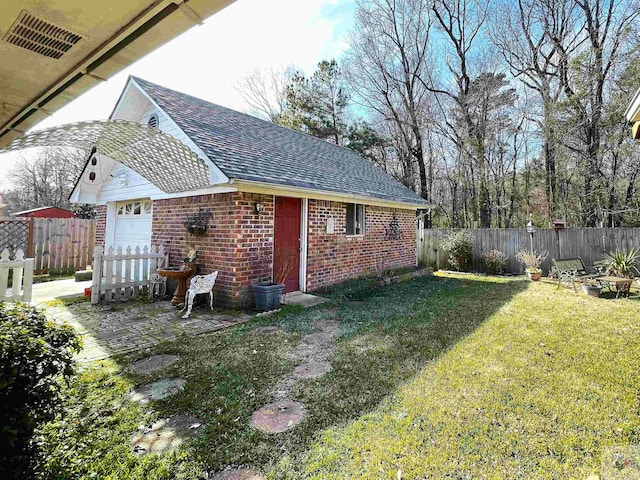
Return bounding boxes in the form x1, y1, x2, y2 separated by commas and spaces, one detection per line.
70, 77, 429, 306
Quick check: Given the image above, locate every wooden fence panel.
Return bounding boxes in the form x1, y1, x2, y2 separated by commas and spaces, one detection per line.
29, 218, 96, 274
418, 227, 640, 274
91, 245, 166, 304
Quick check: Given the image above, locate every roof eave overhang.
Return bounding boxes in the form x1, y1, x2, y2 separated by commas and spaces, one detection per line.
0, 0, 236, 148
229, 179, 433, 211
625, 87, 640, 122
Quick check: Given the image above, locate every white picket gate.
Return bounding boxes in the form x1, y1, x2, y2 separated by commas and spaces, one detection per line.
91, 245, 166, 304
0, 248, 34, 303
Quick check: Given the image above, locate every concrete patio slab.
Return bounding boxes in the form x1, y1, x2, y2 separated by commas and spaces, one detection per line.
283, 291, 327, 308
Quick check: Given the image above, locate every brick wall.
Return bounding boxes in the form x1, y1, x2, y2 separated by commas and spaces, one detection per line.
306, 200, 416, 291
151, 192, 273, 306
149, 193, 417, 306
94, 205, 107, 246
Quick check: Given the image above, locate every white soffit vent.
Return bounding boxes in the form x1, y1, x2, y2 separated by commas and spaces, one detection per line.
2, 10, 83, 60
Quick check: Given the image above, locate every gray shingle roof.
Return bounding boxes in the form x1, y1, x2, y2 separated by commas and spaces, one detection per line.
133, 76, 429, 207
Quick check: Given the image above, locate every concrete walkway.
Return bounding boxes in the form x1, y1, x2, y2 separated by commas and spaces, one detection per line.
31, 278, 92, 305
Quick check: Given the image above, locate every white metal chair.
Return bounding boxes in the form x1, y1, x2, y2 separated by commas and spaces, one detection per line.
181, 271, 218, 319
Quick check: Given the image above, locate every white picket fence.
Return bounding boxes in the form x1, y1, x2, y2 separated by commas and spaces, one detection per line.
0, 249, 34, 303
91, 245, 166, 304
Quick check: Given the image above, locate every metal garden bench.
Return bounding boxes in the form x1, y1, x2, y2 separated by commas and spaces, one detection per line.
551, 257, 604, 293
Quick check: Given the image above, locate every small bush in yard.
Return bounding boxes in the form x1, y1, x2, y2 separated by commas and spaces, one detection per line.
441, 231, 473, 271
484, 249, 508, 274
0, 302, 81, 478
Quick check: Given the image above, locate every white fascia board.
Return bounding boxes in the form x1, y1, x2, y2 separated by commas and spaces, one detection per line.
625, 87, 640, 122
110, 79, 135, 120
128, 78, 229, 186
231, 179, 432, 210
75, 185, 239, 205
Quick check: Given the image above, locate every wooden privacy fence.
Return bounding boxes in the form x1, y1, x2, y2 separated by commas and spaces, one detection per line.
0, 217, 96, 274
29, 218, 95, 274
0, 249, 34, 302
91, 245, 166, 304
418, 228, 640, 274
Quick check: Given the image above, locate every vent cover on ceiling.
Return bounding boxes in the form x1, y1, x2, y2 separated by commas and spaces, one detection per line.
2, 10, 83, 60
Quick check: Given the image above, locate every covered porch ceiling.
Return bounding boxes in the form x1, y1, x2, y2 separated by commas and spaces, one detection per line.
0, 0, 236, 148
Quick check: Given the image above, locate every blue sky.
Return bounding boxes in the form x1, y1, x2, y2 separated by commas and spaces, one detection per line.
0, 0, 356, 188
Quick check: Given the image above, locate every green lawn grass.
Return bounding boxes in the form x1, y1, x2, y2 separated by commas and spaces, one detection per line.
34, 274, 640, 479
287, 276, 640, 479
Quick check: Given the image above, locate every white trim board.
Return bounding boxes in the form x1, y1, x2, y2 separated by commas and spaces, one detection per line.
299, 198, 309, 292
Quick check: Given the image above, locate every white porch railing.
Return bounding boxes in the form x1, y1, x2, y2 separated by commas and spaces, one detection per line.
91, 245, 166, 304
0, 249, 34, 303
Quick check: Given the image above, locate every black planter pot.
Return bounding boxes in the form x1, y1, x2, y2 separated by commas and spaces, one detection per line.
251, 283, 285, 311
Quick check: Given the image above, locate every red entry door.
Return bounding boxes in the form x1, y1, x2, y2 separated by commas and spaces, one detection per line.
274, 197, 301, 293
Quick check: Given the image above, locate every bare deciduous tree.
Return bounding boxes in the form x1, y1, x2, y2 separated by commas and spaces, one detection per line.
345, 0, 435, 214
235, 65, 296, 122
4, 147, 87, 214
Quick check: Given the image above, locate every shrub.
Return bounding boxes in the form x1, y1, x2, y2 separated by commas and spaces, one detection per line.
515, 249, 548, 273
483, 249, 508, 274
0, 302, 81, 478
597, 247, 640, 278
440, 231, 473, 271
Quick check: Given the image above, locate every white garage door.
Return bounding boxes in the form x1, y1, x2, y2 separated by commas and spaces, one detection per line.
112, 199, 152, 251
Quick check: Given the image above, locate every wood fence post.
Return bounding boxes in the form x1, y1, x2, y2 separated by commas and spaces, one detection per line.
26, 217, 35, 258
91, 246, 103, 304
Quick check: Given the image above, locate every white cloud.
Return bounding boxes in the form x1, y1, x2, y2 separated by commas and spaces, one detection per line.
0, 0, 355, 189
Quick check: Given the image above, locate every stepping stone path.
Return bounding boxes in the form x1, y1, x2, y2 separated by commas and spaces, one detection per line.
129, 354, 180, 375
252, 325, 281, 334
293, 361, 331, 379
131, 414, 203, 455
250, 400, 305, 433
129, 377, 186, 404
209, 469, 265, 480
250, 316, 340, 433
321, 306, 340, 313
